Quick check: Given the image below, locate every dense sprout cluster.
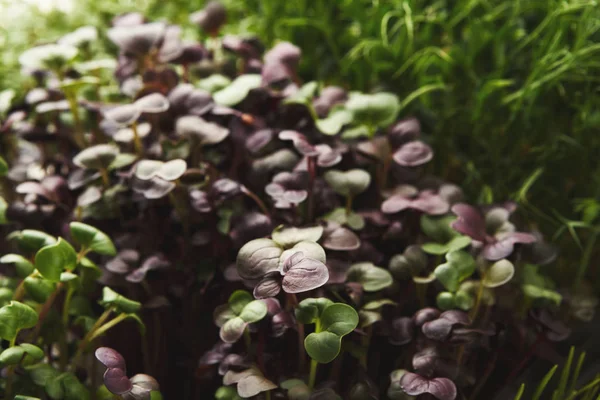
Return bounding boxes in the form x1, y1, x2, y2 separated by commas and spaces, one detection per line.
0, 2, 593, 400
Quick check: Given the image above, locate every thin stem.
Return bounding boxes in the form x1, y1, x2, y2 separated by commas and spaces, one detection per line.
182, 63, 190, 83
168, 189, 190, 240
88, 313, 129, 342
575, 230, 598, 288
131, 122, 144, 157
29, 283, 65, 341
306, 156, 317, 222
469, 351, 498, 400
243, 327, 252, 357
456, 345, 466, 366
286, 293, 306, 371
242, 186, 271, 217
345, 195, 353, 215
470, 274, 486, 322
62, 287, 75, 326
360, 325, 373, 368
66, 93, 86, 149
308, 319, 321, 390
99, 168, 110, 188
308, 359, 318, 390
13, 270, 40, 301
59, 332, 68, 372
380, 155, 392, 191
297, 322, 306, 372
70, 308, 114, 371
565, 377, 600, 400
5, 337, 17, 399
415, 282, 427, 308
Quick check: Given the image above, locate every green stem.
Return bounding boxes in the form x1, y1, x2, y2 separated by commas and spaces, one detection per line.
243, 327, 252, 356
470, 276, 486, 322
63, 287, 74, 326
13, 270, 40, 301
70, 308, 114, 371
168, 189, 190, 240
99, 168, 110, 188
359, 325, 373, 368
66, 93, 86, 149
308, 359, 318, 390
297, 322, 306, 372
415, 281, 427, 308
5, 337, 17, 399
345, 195, 353, 215
88, 313, 129, 342
29, 283, 65, 341
565, 377, 600, 400
131, 121, 144, 157
308, 319, 322, 390
242, 186, 271, 217
575, 230, 598, 288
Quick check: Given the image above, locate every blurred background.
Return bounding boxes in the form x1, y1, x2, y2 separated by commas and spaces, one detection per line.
2, 0, 600, 276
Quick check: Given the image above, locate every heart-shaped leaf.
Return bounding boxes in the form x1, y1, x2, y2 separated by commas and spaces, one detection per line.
103, 104, 141, 126
134, 159, 187, 181
8, 230, 56, 255
422, 236, 472, 255
320, 303, 359, 336
237, 374, 277, 398
482, 259, 514, 288
101, 287, 141, 314
389, 245, 428, 280
0, 343, 44, 366
433, 251, 475, 292
346, 92, 400, 129
0, 301, 38, 340
1, 254, 35, 278
175, 115, 230, 145
421, 215, 459, 243
35, 238, 77, 282
280, 241, 326, 267
236, 238, 283, 280
281, 255, 329, 293
399, 372, 457, 400
304, 331, 342, 364
392, 141, 433, 167
324, 169, 371, 197
253, 276, 282, 299
213, 74, 262, 106
228, 290, 254, 315
19, 44, 78, 70
73, 145, 119, 170
24, 276, 56, 303
347, 262, 393, 292
316, 108, 353, 136
70, 222, 116, 256
239, 300, 268, 323
272, 225, 323, 248
134, 93, 169, 113
295, 298, 334, 324
322, 225, 361, 251
436, 292, 474, 311
220, 317, 247, 343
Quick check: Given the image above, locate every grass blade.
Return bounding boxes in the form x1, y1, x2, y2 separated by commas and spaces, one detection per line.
554, 347, 575, 399
533, 365, 558, 400
514, 383, 525, 400
568, 351, 586, 395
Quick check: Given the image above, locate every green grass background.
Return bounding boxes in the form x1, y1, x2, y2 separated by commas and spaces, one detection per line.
2, 0, 600, 265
